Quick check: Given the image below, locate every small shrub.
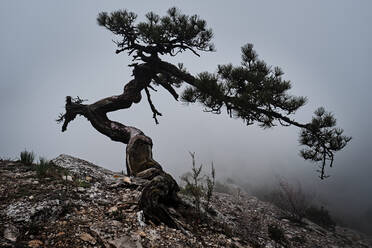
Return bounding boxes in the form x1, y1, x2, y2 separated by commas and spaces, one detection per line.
305, 205, 335, 230
34, 160, 68, 179
35, 157, 51, 178
180, 152, 204, 213
268, 179, 313, 223
20, 150, 35, 165
76, 180, 90, 188
204, 162, 215, 210
180, 152, 216, 213
50, 163, 69, 178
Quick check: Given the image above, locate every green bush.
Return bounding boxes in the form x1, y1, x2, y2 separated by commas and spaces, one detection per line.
180, 152, 216, 213
35, 157, 51, 178
305, 206, 335, 230
20, 150, 35, 165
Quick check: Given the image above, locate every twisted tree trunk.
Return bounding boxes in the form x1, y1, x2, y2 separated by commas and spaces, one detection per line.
59, 62, 182, 227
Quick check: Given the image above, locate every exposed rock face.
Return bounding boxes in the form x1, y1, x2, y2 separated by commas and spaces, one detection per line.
51, 154, 116, 181
1, 155, 371, 248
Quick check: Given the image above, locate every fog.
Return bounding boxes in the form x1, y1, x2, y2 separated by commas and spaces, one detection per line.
1, 0, 371, 233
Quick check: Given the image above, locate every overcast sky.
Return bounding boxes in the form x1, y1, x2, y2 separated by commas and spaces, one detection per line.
1, 1, 371, 220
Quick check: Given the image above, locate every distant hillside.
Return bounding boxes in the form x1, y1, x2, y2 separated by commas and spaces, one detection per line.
1, 154, 371, 248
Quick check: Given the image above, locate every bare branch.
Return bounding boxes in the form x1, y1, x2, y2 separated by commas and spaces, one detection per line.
145, 87, 162, 124
148, 84, 157, 92
153, 75, 179, 100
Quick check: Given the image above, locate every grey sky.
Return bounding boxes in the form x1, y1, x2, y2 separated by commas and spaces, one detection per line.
1, 1, 371, 221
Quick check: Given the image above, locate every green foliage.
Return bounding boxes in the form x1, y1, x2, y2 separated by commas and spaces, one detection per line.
300, 107, 352, 179
35, 157, 51, 178
75, 179, 90, 188
305, 206, 335, 230
180, 152, 216, 213
27, 155, 68, 179
181, 43, 307, 126
20, 150, 35, 165
97, 7, 214, 57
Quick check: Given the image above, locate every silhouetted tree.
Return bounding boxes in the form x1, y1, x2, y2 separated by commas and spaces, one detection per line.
57, 7, 351, 227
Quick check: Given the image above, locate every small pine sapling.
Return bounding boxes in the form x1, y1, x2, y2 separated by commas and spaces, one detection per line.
204, 162, 215, 210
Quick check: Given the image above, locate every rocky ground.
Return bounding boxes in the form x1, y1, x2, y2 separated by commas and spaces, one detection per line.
1, 154, 371, 248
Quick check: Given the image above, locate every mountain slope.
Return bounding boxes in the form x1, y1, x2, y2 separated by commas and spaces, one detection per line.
1, 154, 371, 248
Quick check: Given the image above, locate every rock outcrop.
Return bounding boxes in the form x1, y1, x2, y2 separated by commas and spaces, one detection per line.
1, 155, 371, 248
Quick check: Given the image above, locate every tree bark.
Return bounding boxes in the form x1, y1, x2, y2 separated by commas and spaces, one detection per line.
59, 62, 182, 227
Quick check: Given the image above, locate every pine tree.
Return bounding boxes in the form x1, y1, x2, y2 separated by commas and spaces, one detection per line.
57, 8, 351, 226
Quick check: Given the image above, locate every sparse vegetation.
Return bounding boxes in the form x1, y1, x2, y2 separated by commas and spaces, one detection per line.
2, 154, 370, 247
20, 151, 69, 179
180, 152, 216, 213
20, 150, 35, 165
250, 180, 339, 229
305, 205, 335, 230
75, 179, 91, 188
35, 157, 51, 178
204, 162, 215, 210
240, 199, 268, 241
180, 152, 204, 213
35, 157, 68, 180
267, 179, 313, 223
